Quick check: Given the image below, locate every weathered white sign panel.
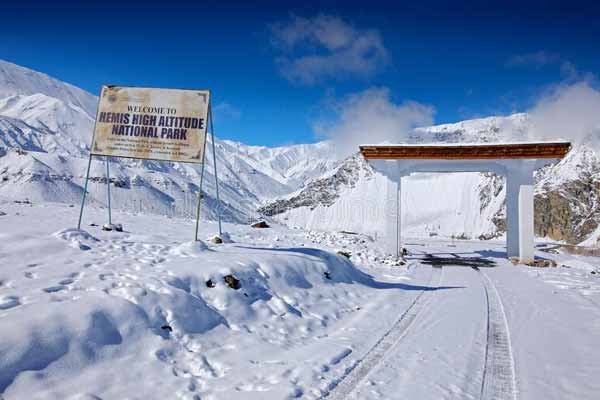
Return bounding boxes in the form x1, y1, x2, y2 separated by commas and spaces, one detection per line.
91, 86, 210, 163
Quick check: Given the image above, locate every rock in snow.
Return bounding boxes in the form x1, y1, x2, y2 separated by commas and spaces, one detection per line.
210, 235, 224, 244
223, 274, 241, 290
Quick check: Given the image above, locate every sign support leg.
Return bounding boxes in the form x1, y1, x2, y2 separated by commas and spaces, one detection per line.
195, 134, 208, 241
77, 155, 93, 230
209, 106, 223, 236
106, 157, 112, 225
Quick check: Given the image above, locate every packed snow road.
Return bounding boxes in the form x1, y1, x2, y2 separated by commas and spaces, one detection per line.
324, 259, 517, 400
320, 243, 600, 400
1, 202, 600, 399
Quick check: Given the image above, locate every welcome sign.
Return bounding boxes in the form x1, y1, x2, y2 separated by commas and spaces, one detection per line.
91, 86, 210, 164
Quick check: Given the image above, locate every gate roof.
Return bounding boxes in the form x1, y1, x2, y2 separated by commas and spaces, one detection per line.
359, 141, 571, 160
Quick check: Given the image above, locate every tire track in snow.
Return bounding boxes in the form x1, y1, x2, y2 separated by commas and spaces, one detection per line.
322, 266, 444, 400
476, 268, 518, 400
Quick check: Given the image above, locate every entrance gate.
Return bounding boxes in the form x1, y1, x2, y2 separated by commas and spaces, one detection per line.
359, 142, 571, 263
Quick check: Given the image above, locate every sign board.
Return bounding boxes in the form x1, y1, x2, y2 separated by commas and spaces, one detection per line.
90, 86, 210, 164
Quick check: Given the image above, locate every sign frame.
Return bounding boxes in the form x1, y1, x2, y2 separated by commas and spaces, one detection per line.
89, 85, 211, 164
77, 85, 223, 240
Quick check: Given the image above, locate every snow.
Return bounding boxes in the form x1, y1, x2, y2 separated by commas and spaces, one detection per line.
2, 201, 600, 399
0, 202, 400, 399
2, 58, 600, 399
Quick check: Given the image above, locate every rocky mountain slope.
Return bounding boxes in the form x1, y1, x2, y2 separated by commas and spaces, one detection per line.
1, 59, 598, 245
260, 115, 600, 246
0, 59, 337, 224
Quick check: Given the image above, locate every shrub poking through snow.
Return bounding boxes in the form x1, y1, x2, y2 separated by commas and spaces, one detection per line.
251, 221, 269, 228
223, 274, 241, 290
101, 223, 123, 232
526, 259, 557, 268
337, 250, 351, 259
210, 235, 223, 244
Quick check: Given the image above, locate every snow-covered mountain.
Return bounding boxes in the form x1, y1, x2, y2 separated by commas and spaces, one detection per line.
0, 93, 94, 156
260, 114, 600, 246
0, 60, 97, 113
0, 59, 338, 223
1, 59, 598, 245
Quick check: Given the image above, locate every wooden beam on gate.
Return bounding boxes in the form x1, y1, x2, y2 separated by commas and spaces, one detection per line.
359, 141, 572, 160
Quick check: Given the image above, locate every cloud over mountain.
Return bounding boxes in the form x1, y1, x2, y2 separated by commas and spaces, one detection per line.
270, 14, 389, 85
314, 87, 435, 159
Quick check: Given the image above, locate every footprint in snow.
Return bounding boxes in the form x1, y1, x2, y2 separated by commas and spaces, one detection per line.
43, 285, 66, 293
0, 296, 21, 310
98, 273, 114, 281
59, 278, 74, 285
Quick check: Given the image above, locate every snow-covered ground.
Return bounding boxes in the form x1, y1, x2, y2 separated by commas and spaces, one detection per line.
1, 201, 599, 399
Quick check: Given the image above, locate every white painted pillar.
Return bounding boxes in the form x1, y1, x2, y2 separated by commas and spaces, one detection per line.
505, 173, 520, 258
384, 174, 398, 256
506, 162, 535, 262
397, 175, 402, 259
518, 181, 535, 263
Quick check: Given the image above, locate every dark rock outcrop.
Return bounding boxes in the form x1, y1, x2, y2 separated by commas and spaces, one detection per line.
258, 154, 372, 217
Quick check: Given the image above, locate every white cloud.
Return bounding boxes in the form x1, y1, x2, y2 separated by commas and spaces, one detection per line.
506, 51, 560, 68
213, 102, 241, 120
315, 88, 435, 159
528, 81, 600, 145
271, 14, 389, 85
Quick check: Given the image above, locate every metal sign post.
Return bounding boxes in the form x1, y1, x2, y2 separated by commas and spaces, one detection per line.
77, 85, 221, 240
76, 154, 113, 229
77, 155, 93, 230
194, 132, 208, 241
209, 105, 223, 236
195, 104, 223, 240
106, 157, 112, 225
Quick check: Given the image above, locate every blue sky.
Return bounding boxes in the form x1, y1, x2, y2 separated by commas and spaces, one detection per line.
2, 0, 599, 146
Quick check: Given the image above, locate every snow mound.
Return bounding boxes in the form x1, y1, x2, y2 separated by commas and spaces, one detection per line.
53, 228, 99, 250
53, 228, 99, 242
169, 240, 209, 257
1, 202, 392, 398
0, 294, 148, 393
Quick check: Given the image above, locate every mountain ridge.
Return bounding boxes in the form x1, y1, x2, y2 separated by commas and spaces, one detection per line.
1, 59, 598, 245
